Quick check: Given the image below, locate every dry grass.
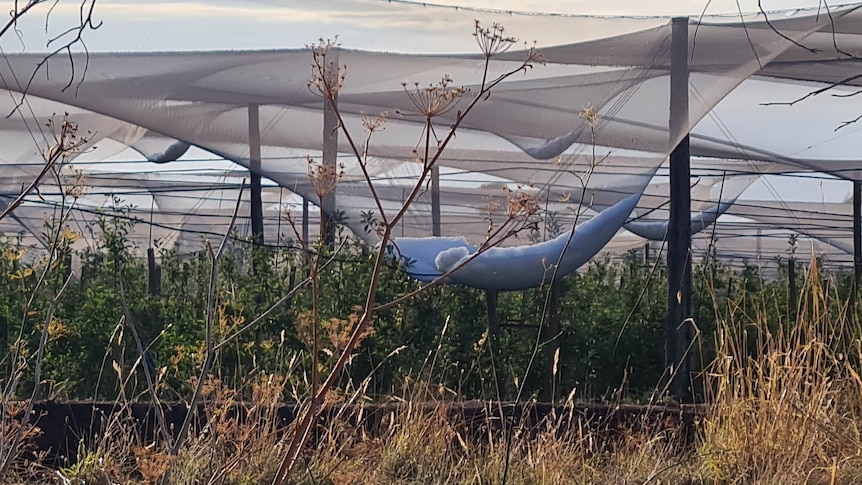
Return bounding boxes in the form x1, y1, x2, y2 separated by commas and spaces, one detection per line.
284, 400, 698, 485
697, 257, 862, 484
3, 399, 704, 484
8, 258, 862, 484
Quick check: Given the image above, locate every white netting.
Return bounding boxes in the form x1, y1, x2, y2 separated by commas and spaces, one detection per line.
0, 2, 858, 282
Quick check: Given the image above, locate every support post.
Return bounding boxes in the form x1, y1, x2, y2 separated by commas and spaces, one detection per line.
644, 242, 653, 302
321, 51, 339, 247
486, 290, 500, 337
146, 247, 162, 355
665, 17, 694, 403
853, 180, 861, 322
756, 228, 762, 260
543, 279, 563, 403
302, 197, 310, 246
485, 290, 503, 398
788, 256, 797, 322
431, 165, 441, 236
248, 104, 264, 245
147, 247, 160, 296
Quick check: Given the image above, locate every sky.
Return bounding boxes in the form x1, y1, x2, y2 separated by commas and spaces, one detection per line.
1, 0, 842, 53
0, 0, 856, 203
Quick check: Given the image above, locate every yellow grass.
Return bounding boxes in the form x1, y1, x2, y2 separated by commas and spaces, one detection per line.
7, 257, 862, 484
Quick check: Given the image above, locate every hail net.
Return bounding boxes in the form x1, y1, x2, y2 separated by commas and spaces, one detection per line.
0, 2, 859, 275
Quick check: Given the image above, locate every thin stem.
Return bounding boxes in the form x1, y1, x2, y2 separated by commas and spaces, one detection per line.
213, 278, 311, 352
0, 144, 65, 222
311, 254, 321, 399
118, 276, 172, 445
502, 122, 598, 484
168, 181, 245, 456
272, 31, 537, 485
273, 223, 391, 483
0, 271, 73, 476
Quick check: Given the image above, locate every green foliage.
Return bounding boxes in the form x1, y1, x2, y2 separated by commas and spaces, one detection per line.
0, 202, 848, 404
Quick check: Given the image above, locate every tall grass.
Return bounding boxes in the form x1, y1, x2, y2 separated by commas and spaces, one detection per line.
5, 254, 862, 484
699, 254, 862, 484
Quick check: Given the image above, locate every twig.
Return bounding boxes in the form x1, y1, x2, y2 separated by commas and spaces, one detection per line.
757, 0, 821, 54
0, 141, 64, 222
168, 180, 245, 456
271, 25, 540, 483
0, 271, 73, 476
836, 113, 862, 131
0, 1, 44, 40
760, 73, 862, 107
691, 0, 714, 62
117, 276, 172, 445
213, 278, 311, 352
502, 109, 602, 484
736, 0, 763, 69
10, 0, 101, 116
820, 0, 856, 59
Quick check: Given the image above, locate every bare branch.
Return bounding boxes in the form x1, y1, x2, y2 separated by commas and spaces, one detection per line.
0, 116, 87, 222
761, 73, 862, 106
0, 0, 43, 40
737, 0, 763, 69
10, 0, 101, 116
822, 0, 856, 59
758, 0, 821, 54
690, 0, 715, 62
271, 23, 541, 484
836, 114, 862, 131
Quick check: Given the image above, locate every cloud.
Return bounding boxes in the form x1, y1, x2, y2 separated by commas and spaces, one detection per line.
4, 0, 824, 54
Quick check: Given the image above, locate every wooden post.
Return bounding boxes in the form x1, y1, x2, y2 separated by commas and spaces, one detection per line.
248, 105, 264, 244
665, 17, 694, 403
853, 180, 861, 322
543, 280, 563, 403
486, 289, 503, 397
644, 242, 653, 303
147, 247, 160, 296
486, 290, 500, 338
248, 104, 264, 244
431, 165, 441, 236
146, 247, 162, 352
302, 197, 310, 246
756, 228, 762, 260
320, 50, 339, 247
788, 256, 798, 322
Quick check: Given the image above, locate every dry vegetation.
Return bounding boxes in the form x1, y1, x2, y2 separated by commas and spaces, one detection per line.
2, 16, 862, 485
2, 255, 862, 484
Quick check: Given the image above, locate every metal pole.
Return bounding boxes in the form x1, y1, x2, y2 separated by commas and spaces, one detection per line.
321, 50, 339, 246
302, 197, 310, 246
665, 17, 694, 402
431, 165, 441, 236
788, 256, 797, 321
485, 289, 503, 397
756, 228, 762, 260
147, 247, 160, 296
853, 180, 861, 321
543, 280, 563, 403
248, 104, 264, 244
645, 242, 653, 303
